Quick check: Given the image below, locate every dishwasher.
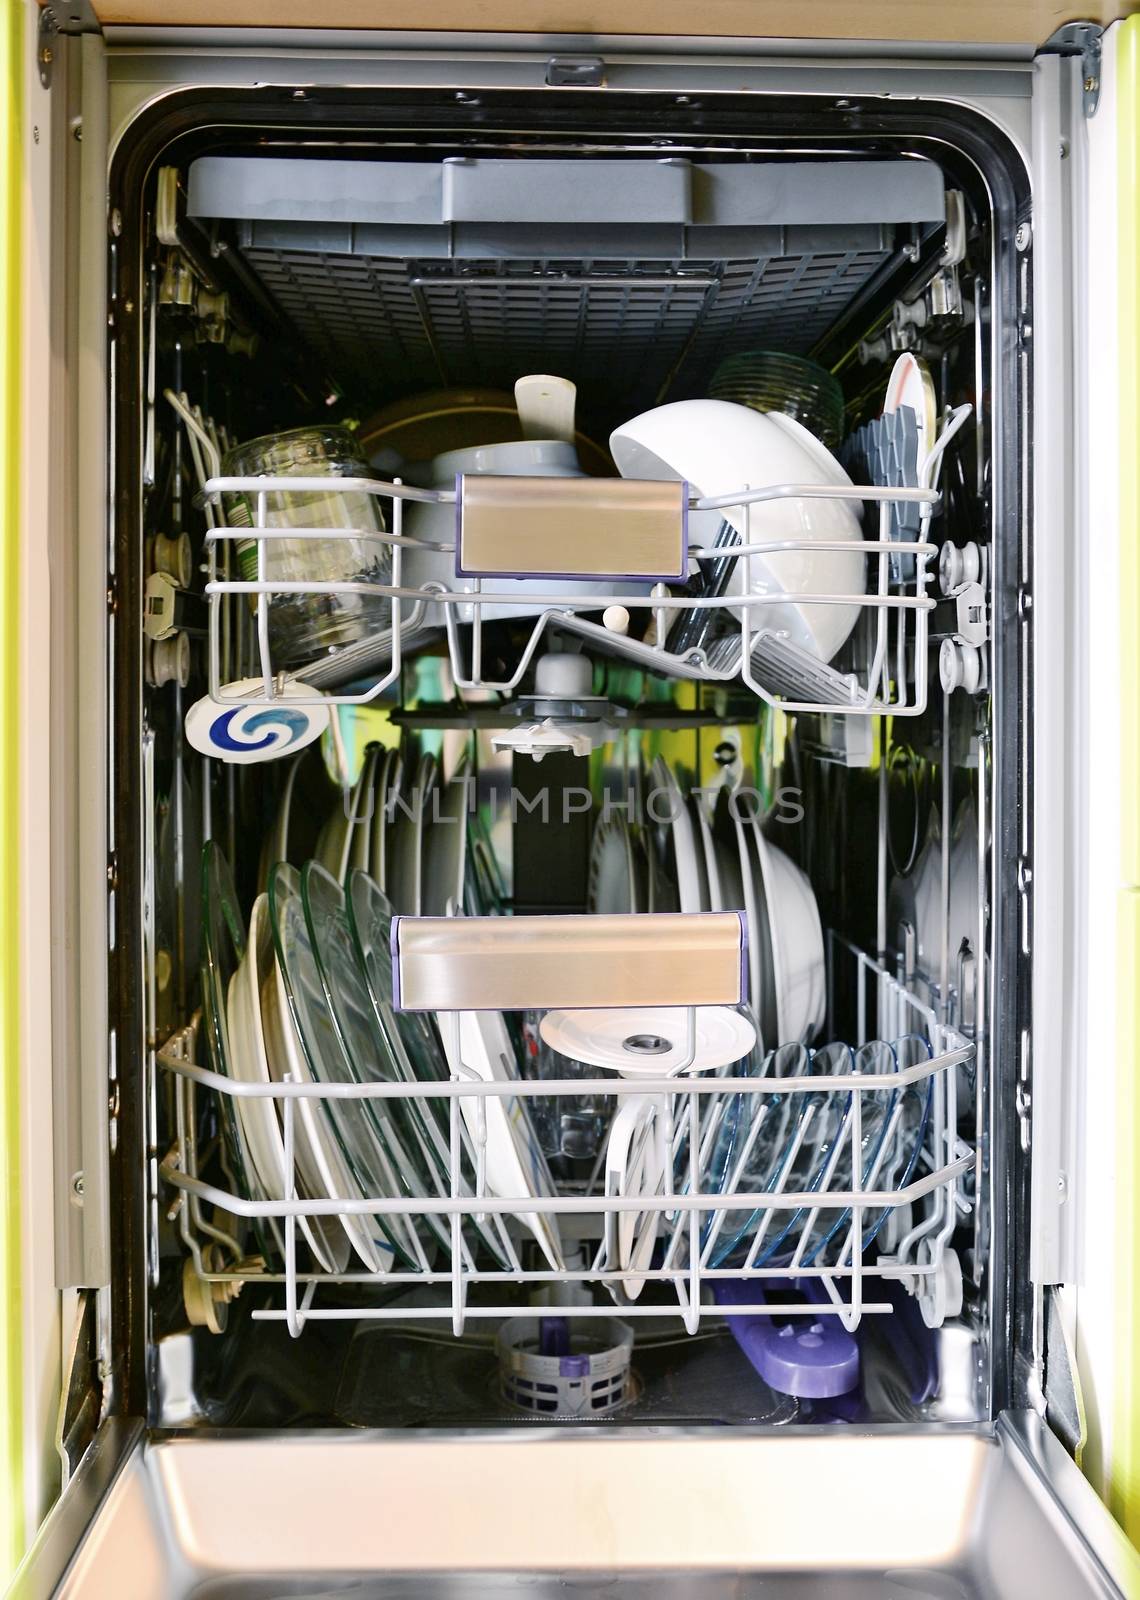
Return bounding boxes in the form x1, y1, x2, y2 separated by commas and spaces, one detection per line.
9, 11, 1140, 1597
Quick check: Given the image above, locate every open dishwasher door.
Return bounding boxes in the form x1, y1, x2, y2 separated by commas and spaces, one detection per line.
10, 1416, 1140, 1598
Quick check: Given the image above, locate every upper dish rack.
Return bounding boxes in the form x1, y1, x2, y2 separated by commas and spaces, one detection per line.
167, 391, 972, 721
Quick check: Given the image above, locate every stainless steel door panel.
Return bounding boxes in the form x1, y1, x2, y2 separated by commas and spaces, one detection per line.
11, 1414, 1139, 1598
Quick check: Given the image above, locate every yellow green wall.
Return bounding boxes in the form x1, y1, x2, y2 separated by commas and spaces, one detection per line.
0, 0, 23, 1580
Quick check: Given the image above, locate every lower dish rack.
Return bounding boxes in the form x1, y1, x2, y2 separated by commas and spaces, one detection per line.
157, 928, 975, 1343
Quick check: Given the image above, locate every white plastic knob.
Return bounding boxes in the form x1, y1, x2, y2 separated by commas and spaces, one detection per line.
534, 651, 593, 699
603, 606, 631, 635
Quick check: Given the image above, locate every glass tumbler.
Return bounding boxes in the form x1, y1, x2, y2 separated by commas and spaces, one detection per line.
521, 1012, 616, 1162
708, 351, 846, 451
222, 426, 392, 671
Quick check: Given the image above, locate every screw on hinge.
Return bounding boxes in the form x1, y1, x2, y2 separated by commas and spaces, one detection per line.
37, 7, 58, 89
1041, 21, 1102, 117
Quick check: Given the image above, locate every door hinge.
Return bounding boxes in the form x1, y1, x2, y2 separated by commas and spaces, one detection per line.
37, 1, 101, 90
1040, 22, 1102, 117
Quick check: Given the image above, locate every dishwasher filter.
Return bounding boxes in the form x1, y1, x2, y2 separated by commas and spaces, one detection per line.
497, 1316, 635, 1418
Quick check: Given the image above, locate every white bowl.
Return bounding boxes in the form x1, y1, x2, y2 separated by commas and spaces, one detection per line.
609, 399, 864, 663
405, 438, 647, 625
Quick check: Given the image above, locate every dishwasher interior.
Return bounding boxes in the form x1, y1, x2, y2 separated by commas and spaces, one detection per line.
106, 82, 1029, 1441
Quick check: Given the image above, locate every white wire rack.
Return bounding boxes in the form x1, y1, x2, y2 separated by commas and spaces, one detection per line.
187, 405, 972, 720
158, 941, 974, 1341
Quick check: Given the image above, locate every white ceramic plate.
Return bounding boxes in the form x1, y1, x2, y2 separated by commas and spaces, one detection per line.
735, 808, 779, 1051
348, 748, 380, 877
314, 802, 352, 882
887, 795, 980, 981
200, 841, 282, 1266
227, 895, 348, 1273
440, 1009, 565, 1271
650, 758, 705, 915
540, 1005, 756, 1077
693, 793, 722, 912
604, 1093, 669, 1302
730, 800, 764, 1042
257, 751, 303, 895
750, 819, 825, 1044
421, 756, 470, 918
588, 812, 641, 914
711, 786, 746, 914
388, 752, 436, 915
371, 748, 399, 890
885, 352, 938, 483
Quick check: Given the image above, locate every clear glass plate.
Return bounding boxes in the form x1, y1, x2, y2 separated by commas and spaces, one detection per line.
303, 860, 448, 1265
707, 1040, 851, 1269
346, 869, 513, 1270
794, 1039, 900, 1267
268, 860, 418, 1269
803, 1033, 934, 1266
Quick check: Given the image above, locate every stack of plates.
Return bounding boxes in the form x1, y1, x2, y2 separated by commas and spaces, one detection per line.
674, 1032, 934, 1276
204, 821, 563, 1275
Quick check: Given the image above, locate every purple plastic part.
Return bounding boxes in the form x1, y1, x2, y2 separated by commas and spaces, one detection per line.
738, 908, 749, 1009
539, 1316, 570, 1359
714, 1278, 860, 1400
880, 1277, 939, 1405
453, 473, 463, 580
389, 916, 402, 1011
560, 1355, 591, 1378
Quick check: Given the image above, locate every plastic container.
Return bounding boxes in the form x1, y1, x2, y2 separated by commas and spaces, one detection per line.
221, 425, 391, 669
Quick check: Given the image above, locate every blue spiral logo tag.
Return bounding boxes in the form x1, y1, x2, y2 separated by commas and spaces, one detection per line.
185, 679, 330, 764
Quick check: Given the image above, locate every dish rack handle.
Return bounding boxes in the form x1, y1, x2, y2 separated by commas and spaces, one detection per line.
390, 911, 748, 1014
457, 474, 688, 582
